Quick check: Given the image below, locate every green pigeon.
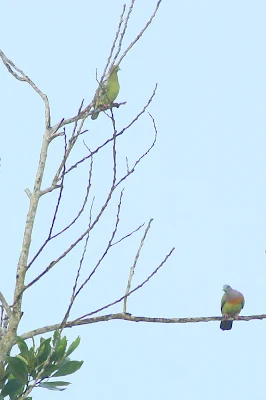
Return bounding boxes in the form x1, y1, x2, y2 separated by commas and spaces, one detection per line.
220, 284, 245, 330
91, 64, 120, 120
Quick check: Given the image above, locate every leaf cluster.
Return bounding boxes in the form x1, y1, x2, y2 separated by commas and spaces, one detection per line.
0, 332, 83, 399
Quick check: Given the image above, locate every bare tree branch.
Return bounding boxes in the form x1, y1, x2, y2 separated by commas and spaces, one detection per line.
113, 0, 136, 64
26, 132, 93, 272
0, 49, 51, 128
0, 50, 54, 362
0, 3, 169, 389
20, 313, 265, 340
98, 4, 127, 82
111, 223, 145, 246
20, 119, 157, 298
47, 132, 68, 236
73, 246, 175, 322
58, 197, 95, 336
50, 144, 93, 239
26, 132, 68, 271
123, 218, 153, 313
0, 292, 11, 319
53, 108, 88, 185
65, 85, 157, 177
117, 1, 162, 66
73, 190, 124, 298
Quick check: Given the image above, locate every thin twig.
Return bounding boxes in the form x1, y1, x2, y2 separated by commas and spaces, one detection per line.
52, 104, 88, 185
74, 190, 124, 299
60, 196, 95, 326
64, 85, 157, 177
91, 4, 126, 112
0, 49, 51, 128
111, 223, 144, 246
18, 108, 157, 300
48, 118, 65, 142
113, 0, 136, 64
101, 4, 127, 80
27, 132, 68, 270
28, 127, 92, 269
39, 184, 61, 196
73, 247, 175, 322
117, 1, 162, 66
48, 131, 67, 237
123, 218, 153, 313
61, 233, 90, 327
51, 146, 93, 239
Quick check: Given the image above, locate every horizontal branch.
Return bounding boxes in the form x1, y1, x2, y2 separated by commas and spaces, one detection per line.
21, 313, 266, 340
54, 101, 126, 130
73, 313, 266, 325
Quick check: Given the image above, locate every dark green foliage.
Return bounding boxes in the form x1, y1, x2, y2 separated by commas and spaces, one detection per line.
0, 332, 82, 398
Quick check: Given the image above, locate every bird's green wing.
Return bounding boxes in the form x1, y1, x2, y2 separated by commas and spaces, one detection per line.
221, 293, 226, 314
91, 65, 120, 120
220, 286, 245, 331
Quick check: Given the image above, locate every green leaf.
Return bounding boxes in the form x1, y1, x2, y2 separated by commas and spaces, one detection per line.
52, 336, 67, 363
28, 347, 36, 373
37, 364, 58, 379
65, 336, 80, 358
16, 337, 29, 360
40, 336, 50, 344
53, 330, 60, 347
36, 339, 51, 365
7, 357, 28, 385
39, 381, 70, 391
0, 368, 10, 387
30, 369, 37, 380
1, 378, 24, 397
58, 356, 70, 366
52, 360, 83, 377
16, 355, 29, 366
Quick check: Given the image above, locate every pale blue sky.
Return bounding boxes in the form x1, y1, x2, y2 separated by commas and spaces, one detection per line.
1, 1, 266, 399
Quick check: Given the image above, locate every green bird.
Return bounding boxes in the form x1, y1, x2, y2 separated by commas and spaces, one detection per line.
91, 64, 120, 120
220, 284, 245, 331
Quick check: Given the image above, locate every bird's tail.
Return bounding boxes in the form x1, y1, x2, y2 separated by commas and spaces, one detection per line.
220, 320, 233, 330
91, 111, 99, 120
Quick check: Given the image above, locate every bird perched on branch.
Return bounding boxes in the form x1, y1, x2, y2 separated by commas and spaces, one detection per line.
91, 64, 120, 120
220, 284, 245, 330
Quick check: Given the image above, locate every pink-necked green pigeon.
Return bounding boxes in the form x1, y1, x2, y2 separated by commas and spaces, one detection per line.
220, 284, 245, 330
91, 65, 120, 120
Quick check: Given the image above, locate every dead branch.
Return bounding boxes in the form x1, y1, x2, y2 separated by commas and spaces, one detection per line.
123, 219, 153, 313
0, 49, 51, 128
21, 313, 266, 340
117, 1, 162, 66
73, 246, 175, 322
97, 4, 127, 85
51, 147, 93, 239
26, 132, 68, 270
111, 223, 145, 246
113, 1, 136, 64
74, 190, 125, 300
0, 292, 11, 319
20, 117, 157, 297
65, 85, 157, 177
